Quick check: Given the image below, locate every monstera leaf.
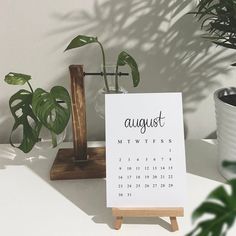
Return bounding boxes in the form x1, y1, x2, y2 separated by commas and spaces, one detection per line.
9, 89, 42, 153
65, 35, 98, 51
117, 51, 140, 87
187, 179, 236, 236
4, 72, 31, 85
32, 86, 71, 135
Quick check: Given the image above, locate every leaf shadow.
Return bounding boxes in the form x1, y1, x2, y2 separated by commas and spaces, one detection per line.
48, 0, 236, 140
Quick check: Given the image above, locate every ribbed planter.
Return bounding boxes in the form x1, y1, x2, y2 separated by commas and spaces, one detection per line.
214, 87, 236, 180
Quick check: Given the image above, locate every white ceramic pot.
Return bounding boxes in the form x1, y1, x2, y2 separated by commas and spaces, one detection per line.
214, 87, 236, 179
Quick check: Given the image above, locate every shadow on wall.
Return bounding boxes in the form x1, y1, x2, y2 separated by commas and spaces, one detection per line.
52, 0, 234, 140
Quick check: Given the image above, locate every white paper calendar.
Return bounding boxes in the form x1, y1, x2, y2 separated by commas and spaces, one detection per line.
105, 93, 186, 208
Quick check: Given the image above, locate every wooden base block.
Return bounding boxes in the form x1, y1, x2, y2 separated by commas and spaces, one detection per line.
50, 147, 106, 180
112, 207, 184, 231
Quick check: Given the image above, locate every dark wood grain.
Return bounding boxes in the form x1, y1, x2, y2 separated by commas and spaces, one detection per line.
50, 147, 106, 180
69, 65, 87, 161
50, 65, 106, 180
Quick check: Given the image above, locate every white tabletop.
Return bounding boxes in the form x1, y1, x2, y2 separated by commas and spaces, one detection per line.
0, 140, 234, 236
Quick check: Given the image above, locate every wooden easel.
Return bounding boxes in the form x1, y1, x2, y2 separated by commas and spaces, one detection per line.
50, 65, 106, 180
112, 207, 184, 231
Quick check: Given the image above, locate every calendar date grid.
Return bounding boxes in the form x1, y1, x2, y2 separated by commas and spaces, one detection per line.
114, 152, 176, 198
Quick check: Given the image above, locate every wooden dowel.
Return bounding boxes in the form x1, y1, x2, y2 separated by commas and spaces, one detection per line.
69, 65, 87, 161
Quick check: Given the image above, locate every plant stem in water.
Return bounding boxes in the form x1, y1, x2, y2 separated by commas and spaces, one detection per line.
49, 112, 57, 147
50, 130, 57, 148
115, 64, 119, 92
97, 41, 110, 92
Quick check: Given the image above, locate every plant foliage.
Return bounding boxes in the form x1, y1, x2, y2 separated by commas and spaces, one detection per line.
5, 72, 71, 153
222, 160, 236, 173
65, 35, 140, 91
117, 51, 140, 87
32, 87, 71, 134
5, 72, 31, 85
65, 35, 98, 51
191, 0, 236, 54
186, 179, 236, 236
9, 89, 42, 153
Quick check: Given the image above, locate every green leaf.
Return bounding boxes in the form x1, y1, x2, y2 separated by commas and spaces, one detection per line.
187, 179, 236, 236
197, 0, 215, 14
117, 51, 140, 87
5, 72, 31, 85
213, 41, 236, 50
9, 89, 42, 153
202, 35, 225, 40
198, 4, 221, 21
190, 0, 236, 54
222, 160, 236, 173
65, 35, 98, 51
32, 86, 71, 135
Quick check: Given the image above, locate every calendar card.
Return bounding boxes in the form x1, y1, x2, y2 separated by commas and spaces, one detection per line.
105, 93, 186, 208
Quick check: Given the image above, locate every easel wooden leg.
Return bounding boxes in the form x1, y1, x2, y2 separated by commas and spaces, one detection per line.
112, 208, 183, 231
170, 216, 179, 232
114, 216, 123, 230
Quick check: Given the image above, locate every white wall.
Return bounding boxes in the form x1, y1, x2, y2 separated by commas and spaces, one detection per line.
1, 0, 236, 143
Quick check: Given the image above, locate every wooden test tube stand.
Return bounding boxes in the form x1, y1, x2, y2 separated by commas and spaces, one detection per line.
50, 65, 184, 231
50, 65, 106, 180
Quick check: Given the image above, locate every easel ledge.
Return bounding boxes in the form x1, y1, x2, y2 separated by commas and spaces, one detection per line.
112, 207, 184, 231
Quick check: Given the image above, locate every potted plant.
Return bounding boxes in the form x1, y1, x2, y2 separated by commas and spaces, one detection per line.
190, 0, 236, 179
187, 179, 236, 236
4, 72, 71, 153
65, 35, 140, 118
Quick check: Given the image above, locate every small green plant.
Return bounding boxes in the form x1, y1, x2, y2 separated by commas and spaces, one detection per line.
190, 0, 236, 169
187, 2, 236, 235
186, 179, 236, 236
4, 72, 71, 153
65, 35, 140, 92
189, 0, 236, 65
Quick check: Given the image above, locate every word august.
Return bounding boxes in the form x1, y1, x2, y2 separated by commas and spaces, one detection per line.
124, 111, 165, 134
